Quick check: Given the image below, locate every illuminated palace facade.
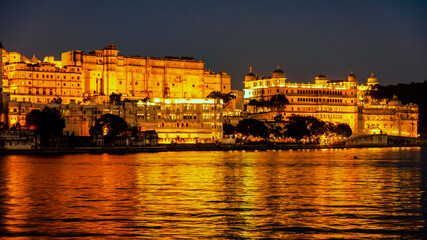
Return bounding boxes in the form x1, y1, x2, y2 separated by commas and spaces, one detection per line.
1, 44, 230, 142
7, 99, 223, 143
244, 67, 418, 137
2, 44, 231, 104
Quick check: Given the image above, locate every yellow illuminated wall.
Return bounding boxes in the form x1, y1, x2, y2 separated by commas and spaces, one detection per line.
2, 45, 231, 105
244, 68, 418, 137
7, 98, 224, 142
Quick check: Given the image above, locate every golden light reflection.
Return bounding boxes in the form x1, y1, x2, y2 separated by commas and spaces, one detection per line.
0, 148, 424, 238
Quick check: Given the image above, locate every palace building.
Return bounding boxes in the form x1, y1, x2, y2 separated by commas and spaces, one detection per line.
244, 66, 418, 137
0, 43, 230, 140
7, 98, 223, 143
2, 44, 231, 104
0, 42, 420, 139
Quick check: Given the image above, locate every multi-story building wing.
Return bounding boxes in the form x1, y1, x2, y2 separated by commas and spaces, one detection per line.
4, 62, 84, 104
244, 67, 359, 130
7, 98, 223, 143
359, 96, 418, 137
2, 44, 231, 105
244, 66, 418, 137
61, 44, 231, 102
135, 98, 223, 143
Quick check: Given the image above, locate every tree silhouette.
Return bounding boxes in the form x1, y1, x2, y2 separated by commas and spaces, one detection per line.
236, 118, 269, 140
206, 91, 236, 108
223, 123, 236, 136
334, 123, 352, 137
109, 92, 122, 105
269, 94, 289, 111
284, 115, 311, 141
26, 107, 65, 146
89, 114, 128, 143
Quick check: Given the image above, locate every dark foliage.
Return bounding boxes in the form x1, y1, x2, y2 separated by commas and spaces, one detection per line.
109, 92, 122, 105
284, 115, 311, 141
247, 94, 289, 111
223, 123, 236, 135
236, 118, 269, 140
26, 107, 65, 146
334, 123, 353, 137
89, 114, 128, 143
269, 94, 289, 111
206, 91, 236, 108
284, 115, 352, 141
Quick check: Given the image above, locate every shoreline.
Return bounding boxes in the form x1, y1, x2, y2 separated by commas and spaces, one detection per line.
1, 143, 425, 155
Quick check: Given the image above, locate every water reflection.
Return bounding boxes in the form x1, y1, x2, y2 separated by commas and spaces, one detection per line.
0, 147, 425, 238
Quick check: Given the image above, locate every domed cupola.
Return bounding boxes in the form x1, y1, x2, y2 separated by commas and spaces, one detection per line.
103, 44, 118, 50
388, 95, 401, 106
347, 70, 357, 82
315, 74, 327, 80
272, 65, 285, 78
315, 74, 328, 86
245, 67, 257, 81
367, 72, 379, 86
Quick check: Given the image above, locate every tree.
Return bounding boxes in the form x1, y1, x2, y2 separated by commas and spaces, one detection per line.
269, 94, 289, 111
306, 116, 329, 136
236, 118, 269, 140
334, 123, 352, 137
248, 99, 259, 112
26, 107, 65, 146
109, 92, 122, 105
284, 115, 310, 141
89, 114, 128, 143
368, 84, 393, 100
223, 123, 236, 136
206, 91, 236, 108
258, 99, 271, 109
273, 114, 283, 122
268, 125, 284, 140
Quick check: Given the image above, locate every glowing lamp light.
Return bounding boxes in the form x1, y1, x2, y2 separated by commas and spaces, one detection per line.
102, 126, 109, 136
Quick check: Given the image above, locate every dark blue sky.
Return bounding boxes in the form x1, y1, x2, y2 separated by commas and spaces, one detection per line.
1, 0, 426, 90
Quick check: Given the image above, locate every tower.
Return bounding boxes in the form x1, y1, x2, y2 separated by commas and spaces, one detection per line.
0, 41, 3, 93
102, 44, 119, 95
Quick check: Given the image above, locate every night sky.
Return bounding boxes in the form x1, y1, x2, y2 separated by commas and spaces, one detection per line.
1, 0, 426, 90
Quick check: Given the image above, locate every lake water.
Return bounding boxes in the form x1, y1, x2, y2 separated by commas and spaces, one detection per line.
0, 147, 426, 239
